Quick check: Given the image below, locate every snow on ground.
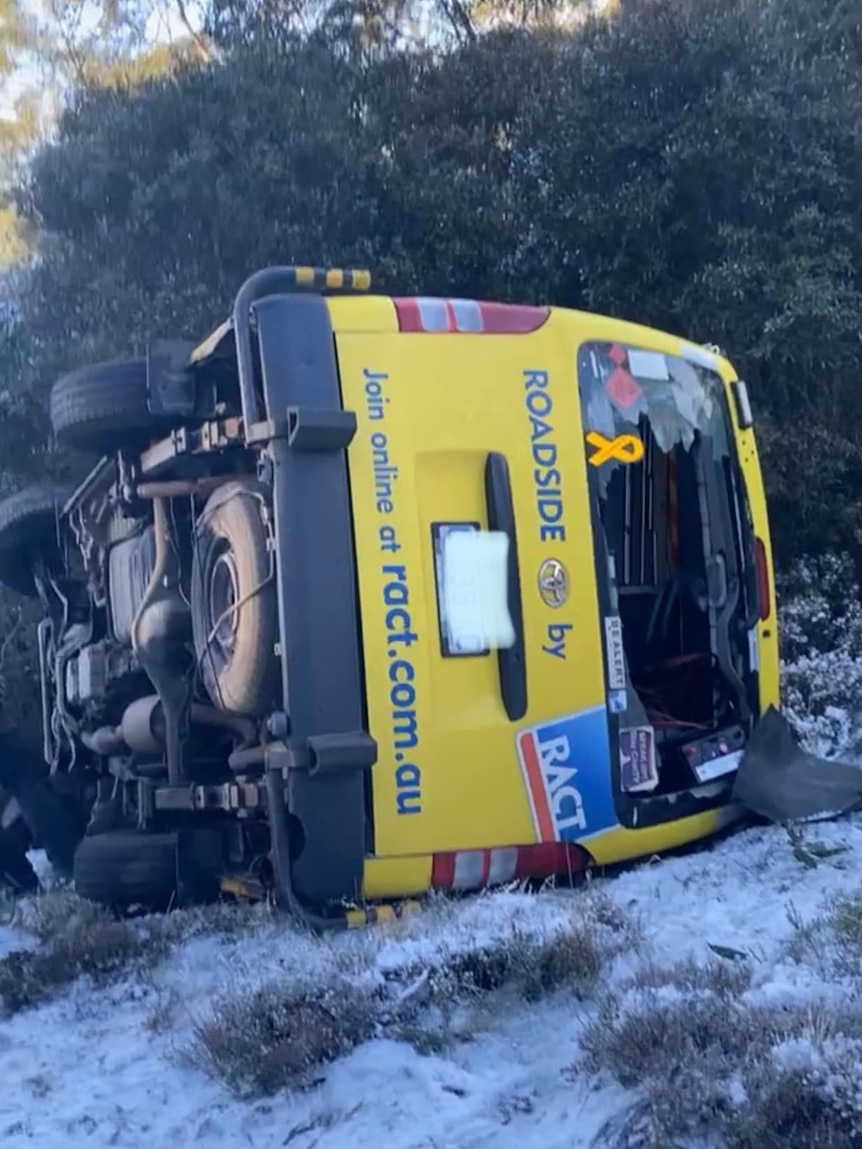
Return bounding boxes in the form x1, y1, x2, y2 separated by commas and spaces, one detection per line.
0, 812, 859, 1149
1, 568, 859, 1149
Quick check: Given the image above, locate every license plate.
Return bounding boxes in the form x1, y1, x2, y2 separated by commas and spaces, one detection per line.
432, 523, 514, 657
693, 749, 743, 784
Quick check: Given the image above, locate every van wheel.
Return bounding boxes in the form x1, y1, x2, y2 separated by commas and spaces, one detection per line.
0, 793, 39, 894
50, 359, 172, 454
191, 481, 279, 716
73, 831, 179, 910
0, 727, 83, 878
0, 835, 39, 894
0, 485, 71, 597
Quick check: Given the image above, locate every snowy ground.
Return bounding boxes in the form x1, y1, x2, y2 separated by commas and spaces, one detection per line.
0, 564, 859, 1149
0, 810, 859, 1149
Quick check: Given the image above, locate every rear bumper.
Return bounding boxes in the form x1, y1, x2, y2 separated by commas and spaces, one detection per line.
232, 273, 375, 904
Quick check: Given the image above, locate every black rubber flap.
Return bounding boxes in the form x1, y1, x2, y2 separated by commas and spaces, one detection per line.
732, 705, 862, 822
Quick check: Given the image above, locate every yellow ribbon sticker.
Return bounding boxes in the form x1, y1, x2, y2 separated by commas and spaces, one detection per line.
586, 431, 645, 467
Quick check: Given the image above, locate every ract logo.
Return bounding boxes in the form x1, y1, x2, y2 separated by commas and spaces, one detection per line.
516, 707, 618, 843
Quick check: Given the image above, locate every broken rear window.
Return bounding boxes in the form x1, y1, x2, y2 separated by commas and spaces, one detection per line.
577, 342, 731, 492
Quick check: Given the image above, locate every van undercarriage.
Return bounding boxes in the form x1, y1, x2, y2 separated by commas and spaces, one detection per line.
3, 269, 379, 925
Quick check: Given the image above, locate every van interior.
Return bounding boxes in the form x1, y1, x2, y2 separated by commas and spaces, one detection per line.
577, 342, 758, 798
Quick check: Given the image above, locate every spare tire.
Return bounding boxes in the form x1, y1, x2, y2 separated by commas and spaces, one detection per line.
50, 358, 172, 454
191, 481, 280, 716
0, 484, 71, 596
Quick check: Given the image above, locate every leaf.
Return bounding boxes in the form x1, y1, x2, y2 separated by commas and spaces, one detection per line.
707, 943, 749, 962
792, 845, 820, 870
807, 843, 850, 861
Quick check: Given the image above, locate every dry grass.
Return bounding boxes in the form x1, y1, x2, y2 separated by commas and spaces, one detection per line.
13, 888, 116, 944
388, 916, 610, 1055
185, 914, 613, 1095
0, 888, 261, 1016
184, 978, 378, 1096
0, 888, 280, 1017
425, 920, 605, 1001
582, 892, 862, 1149
0, 917, 169, 1014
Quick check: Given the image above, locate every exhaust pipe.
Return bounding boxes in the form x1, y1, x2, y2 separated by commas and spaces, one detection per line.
117, 696, 257, 756
82, 697, 259, 760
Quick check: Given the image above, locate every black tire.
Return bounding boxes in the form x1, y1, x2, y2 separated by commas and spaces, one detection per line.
73, 831, 179, 910
0, 791, 31, 855
0, 825, 39, 894
50, 358, 172, 454
0, 727, 83, 877
0, 790, 39, 893
0, 484, 71, 597
191, 480, 279, 716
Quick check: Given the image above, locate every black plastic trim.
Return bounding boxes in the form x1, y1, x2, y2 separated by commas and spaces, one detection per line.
484, 452, 527, 722
287, 407, 357, 452
236, 285, 374, 903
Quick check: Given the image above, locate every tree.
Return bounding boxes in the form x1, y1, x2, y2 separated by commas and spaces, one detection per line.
5, 0, 861, 563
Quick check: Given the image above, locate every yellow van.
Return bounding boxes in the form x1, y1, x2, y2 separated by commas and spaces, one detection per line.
335, 286, 779, 902
3, 267, 778, 922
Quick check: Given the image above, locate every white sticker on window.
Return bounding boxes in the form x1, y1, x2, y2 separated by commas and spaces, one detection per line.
604, 615, 626, 691
627, 350, 669, 381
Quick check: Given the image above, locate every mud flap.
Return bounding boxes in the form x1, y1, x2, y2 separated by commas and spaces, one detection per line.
732, 706, 862, 822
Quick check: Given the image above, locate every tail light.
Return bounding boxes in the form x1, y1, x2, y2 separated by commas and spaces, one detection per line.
394, 297, 549, 335
754, 536, 771, 620
431, 842, 591, 892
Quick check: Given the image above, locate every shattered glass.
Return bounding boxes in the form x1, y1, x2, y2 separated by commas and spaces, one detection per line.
577, 342, 730, 495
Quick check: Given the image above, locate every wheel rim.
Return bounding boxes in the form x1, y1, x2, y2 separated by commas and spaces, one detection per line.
209, 545, 240, 659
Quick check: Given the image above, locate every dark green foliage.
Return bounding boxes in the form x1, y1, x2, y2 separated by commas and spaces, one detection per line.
3, 0, 860, 563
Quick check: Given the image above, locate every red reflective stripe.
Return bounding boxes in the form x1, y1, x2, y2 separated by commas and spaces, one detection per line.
393, 298, 548, 334
513, 843, 591, 879
393, 298, 423, 332
755, 537, 771, 620
432, 842, 590, 890
431, 852, 456, 888
476, 302, 548, 334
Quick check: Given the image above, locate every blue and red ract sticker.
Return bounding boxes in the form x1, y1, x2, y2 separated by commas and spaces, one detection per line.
516, 706, 619, 843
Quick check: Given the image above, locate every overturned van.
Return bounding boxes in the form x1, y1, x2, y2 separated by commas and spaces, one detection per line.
0, 268, 782, 921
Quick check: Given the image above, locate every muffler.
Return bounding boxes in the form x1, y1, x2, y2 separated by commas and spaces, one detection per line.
118, 695, 257, 756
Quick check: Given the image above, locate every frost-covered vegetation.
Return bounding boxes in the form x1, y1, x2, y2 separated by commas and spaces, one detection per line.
0, 566, 858, 1147
779, 553, 862, 759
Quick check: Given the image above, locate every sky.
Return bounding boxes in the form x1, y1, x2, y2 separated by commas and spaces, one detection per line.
1, 0, 205, 118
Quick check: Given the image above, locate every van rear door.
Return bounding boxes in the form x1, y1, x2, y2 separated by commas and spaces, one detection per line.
334, 298, 610, 861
